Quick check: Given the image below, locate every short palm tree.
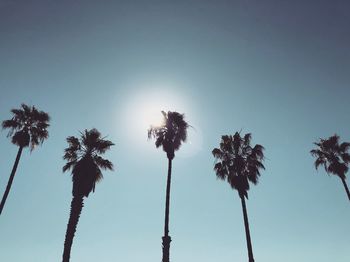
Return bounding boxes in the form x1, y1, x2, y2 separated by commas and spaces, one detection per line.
62, 128, 114, 262
212, 132, 265, 262
0, 103, 50, 216
148, 111, 189, 262
310, 134, 350, 201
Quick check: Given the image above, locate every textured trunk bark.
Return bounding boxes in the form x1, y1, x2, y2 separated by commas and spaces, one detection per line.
162, 158, 172, 262
0, 146, 23, 216
240, 196, 255, 262
62, 196, 84, 262
340, 177, 350, 201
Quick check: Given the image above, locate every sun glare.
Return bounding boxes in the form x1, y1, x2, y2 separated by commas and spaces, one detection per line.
120, 85, 202, 158
140, 104, 165, 130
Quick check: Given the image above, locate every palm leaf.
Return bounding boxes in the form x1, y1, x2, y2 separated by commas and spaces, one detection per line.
63, 128, 114, 197
212, 132, 265, 198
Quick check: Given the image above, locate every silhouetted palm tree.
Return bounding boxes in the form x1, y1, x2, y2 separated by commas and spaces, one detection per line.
148, 111, 189, 262
0, 104, 50, 215
62, 129, 114, 262
212, 132, 265, 262
311, 134, 350, 201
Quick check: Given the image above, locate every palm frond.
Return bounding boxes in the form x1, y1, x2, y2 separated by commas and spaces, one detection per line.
212, 148, 223, 158
63, 129, 114, 197
94, 156, 114, 170
63, 161, 77, 172
82, 128, 101, 149
94, 138, 114, 154
340, 142, 350, 153
66, 136, 80, 148
212, 132, 265, 198
12, 130, 30, 147
10, 108, 25, 120
32, 107, 50, 123
311, 135, 350, 179
314, 157, 325, 170
243, 133, 252, 147
252, 144, 265, 159
2, 119, 20, 130
148, 111, 189, 157
341, 153, 350, 163
3, 104, 50, 148
214, 162, 227, 180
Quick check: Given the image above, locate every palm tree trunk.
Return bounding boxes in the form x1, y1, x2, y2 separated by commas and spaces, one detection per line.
162, 157, 172, 262
62, 196, 84, 262
0, 146, 23, 216
240, 196, 255, 262
340, 177, 350, 201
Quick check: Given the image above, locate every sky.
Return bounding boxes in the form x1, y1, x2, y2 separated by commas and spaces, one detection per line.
0, 0, 350, 261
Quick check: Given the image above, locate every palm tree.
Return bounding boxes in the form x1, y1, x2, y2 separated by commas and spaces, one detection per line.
148, 111, 189, 262
62, 128, 114, 262
212, 132, 265, 262
0, 103, 50, 216
310, 134, 350, 201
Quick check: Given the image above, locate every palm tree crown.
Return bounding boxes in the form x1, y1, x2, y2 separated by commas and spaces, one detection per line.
311, 134, 350, 179
63, 128, 114, 197
2, 103, 50, 149
212, 132, 265, 199
148, 111, 189, 160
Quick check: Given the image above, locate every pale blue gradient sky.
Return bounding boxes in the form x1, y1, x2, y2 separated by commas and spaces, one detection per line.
0, 0, 349, 261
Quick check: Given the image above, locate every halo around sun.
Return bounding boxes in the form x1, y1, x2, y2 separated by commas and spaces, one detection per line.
119, 84, 202, 158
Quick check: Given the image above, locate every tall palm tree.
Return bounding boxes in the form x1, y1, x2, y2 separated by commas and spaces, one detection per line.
212, 132, 265, 262
148, 111, 189, 262
0, 103, 50, 215
62, 128, 114, 262
310, 134, 350, 201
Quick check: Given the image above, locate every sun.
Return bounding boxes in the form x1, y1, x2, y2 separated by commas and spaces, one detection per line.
122, 87, 187, 135
139, 104, 165, 131
119, 85, 202, 157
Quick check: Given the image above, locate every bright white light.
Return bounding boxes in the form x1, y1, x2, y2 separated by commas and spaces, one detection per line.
139, 103, 166, 132
119, 84, 202, 158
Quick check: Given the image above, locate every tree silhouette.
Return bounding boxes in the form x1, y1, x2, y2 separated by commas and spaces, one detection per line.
0, 103, 50, 216
148, 111, 189, 262
62, 129, 114, 262
311, 134, 350, 201
212, 132, 265, 262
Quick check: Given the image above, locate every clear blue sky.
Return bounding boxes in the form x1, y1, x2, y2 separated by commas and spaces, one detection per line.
0, 0, 349, 261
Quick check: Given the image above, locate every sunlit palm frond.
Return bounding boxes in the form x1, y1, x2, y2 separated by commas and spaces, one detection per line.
155, 133, 165, 148
148, 111, 189, 159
